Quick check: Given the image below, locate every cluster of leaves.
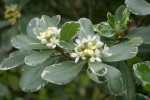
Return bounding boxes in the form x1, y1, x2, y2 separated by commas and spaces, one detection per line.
0, 0, 150, 100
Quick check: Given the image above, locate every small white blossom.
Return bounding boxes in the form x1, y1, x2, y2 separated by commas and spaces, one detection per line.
71, 53, 78, 58
36, 27, 60, 49
75, 57, 80, 63
70, 35, 112, 63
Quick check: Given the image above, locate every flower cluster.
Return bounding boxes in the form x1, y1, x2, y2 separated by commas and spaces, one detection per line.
71, 35, 112, 63
4, 4, 21, 25
36, 27, 60, 49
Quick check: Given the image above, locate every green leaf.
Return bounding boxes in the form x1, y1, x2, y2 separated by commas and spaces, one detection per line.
18, 16, 33, 34
42, 61, 85, 85
103, 42, 138, 62
119, 9, 130, 28
27, 17, 40, 38
11, 34, 40, 50
51, 15, 61, 26
125, 0, 150, 15
28, 43, 49, 50
0, 50, 31, 70
133, 61, 150, 86
0, 20, 10, 29
138, 44, 150, 57
135, 93, 150, 100
126, 27, 150, 44
0, 82, 9, 96
33, 26, 43, 36
115, 5, 126, 21
60, 21, 80, 40
39, 15, 56, 31
128, 37, 143, 46
25, 50, 54, 66
87, 62, 126, 96
116, 61, 135, 100
96, 22, 115, 37
59, 41, 75, 50
0, 50, 5, 63
1, 25, 17, 51
107, 13, 116, 28
20, 57, 58, 92
77, 18, 95, 38
87, 62, 107, 83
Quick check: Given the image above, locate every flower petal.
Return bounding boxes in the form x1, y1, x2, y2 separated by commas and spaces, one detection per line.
41, 39, 47, 44
75, 39, 81, 45
71, 53, 78, 58
75, 57, 80, 63
90, 57, 95, 62
95, 57, 102, 62
47, 43, 53, 47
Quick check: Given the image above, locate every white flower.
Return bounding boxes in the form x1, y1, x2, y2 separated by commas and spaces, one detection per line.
70, 35, 111, 63
75, 57, 80, 63
101, 45, 112, 57
36, 27, 60, 49
71, 53, 78, 58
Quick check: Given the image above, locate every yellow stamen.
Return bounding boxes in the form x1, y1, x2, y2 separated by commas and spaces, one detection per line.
91, 46, 96, 49
4, 4, 21, 25
84, 49, 88, 54
87, 42, 93, 48
87, 49, 94, 55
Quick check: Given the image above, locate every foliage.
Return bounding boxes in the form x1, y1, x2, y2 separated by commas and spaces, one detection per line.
0, 0, 150, 100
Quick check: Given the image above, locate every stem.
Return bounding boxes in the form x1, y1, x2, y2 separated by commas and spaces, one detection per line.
55, 46, 73, 60
116, 61, 135, 100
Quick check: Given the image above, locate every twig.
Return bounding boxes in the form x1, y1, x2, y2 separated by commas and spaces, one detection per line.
55, 46, 73, 60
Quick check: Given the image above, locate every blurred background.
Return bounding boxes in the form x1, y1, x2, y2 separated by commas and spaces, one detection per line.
0, 0, 150, 100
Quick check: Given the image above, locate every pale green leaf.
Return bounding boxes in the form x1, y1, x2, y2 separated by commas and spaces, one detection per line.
96, 22, 115, 37
27, 17, 40, 38
39, 15, 56, 31
42, 61, 85, 85
18, 16, 33, 34
87, 62, 107, 83
52, 15, 61, 26
125, 0, 150, 15
20, 57, 58, 92
119, 8, 130, 28
25, 50, 54, 66
1, 25, 17, 51
133, 61, 150, 85
77, 18, 95, 38
28, 43, 49, 49
11, 34, 40, 50
115, 5, 126, 21
126, 27, 150, 44
128, 37, 143, 46
116, 61, 135, 100
0, 50, 31, 70
103, 42, 138, 62
59, 41, 75, 50
87, 62, 126, 96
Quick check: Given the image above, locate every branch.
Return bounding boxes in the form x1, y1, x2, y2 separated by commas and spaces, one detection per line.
55, 46, 73, 60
